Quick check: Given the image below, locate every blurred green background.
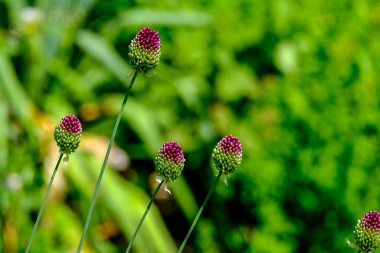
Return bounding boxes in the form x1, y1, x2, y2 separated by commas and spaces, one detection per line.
1, 0, 380, 252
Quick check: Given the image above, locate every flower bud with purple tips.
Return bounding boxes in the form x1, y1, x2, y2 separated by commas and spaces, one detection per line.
154, 142, 185, 182
54, 115, 82, 155
353, 211, 380, 253
128, 27, 161, 75
212, 135, 242, 175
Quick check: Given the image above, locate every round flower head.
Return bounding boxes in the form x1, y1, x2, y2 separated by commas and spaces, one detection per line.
128, 27, 160, 75
212, 135, 242, 175
353, 211, 380, 253
54, 115, 82, 155
154, 142, 185, 182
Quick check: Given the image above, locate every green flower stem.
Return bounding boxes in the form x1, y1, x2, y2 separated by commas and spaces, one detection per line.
25, 152, 64, 253
125, 180, 164, 253
76, 71, 138, 253
178, 170, 222, 253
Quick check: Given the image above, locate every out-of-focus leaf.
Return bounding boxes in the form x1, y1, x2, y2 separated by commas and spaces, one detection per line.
171, 176, 198, 221
0, 91, 8, 169
102, 95, 162, 156
67, 153, 178, 253
4, 0, 26, 26
123, 99, 163, 156
47, 58, 107, 101
121, 9, 211, 26
76, 30, 131, 87
101, 9, 212, 41
0, 49, 33, 123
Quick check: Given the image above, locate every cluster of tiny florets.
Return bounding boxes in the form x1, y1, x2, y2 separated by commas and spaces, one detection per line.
128, 27, 161, 75
135, 28, 160, 51
54, 115, 82, 155
154, 142, 185, 182
353, 211, 380, 253
212, 135, 242, 175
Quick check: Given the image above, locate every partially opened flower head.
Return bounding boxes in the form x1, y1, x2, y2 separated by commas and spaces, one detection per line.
154, 142, 185, 182
54, 115, 82, 155
128, 27, 160, 75
212, 135, 242, 175
353, 211, 380, 253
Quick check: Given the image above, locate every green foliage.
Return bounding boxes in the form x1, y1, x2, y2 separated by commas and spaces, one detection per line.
1, 0, 380, 252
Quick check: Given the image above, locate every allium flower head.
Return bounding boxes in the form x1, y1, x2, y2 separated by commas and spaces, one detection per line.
54, 115, 82, 155
154, 142, 185, 182
353, 211, 380, 253
128, 27, 160, 75
212, 135, 242, 175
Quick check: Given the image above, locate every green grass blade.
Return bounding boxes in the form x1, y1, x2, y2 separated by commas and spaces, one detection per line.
0, 49, 33, 123
76, 30, 132, 87
68, 154, 178, 253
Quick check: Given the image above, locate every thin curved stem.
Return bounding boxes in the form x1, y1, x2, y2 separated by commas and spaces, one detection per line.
25, 153, 64, 253
177, 171, 222, 253
76, 71, 138, 253
125, 180, 164, 253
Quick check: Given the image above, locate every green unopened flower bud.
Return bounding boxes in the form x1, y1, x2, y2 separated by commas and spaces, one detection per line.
353, 211, 380, 253
54, 115, 82, 155
212, 135, 242, 175
128, 27, 161, 75
154, 142, 185, 182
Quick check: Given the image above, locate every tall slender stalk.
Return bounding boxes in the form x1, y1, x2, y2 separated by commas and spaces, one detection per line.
177, 171, 222, 253
76, 71, 138, 253
125, 180, 164, 253
25, 153, 64, 253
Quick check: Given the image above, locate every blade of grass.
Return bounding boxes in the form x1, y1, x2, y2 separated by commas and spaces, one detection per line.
0, 50, 33, 123
100, 9, 212, 41
0, 91, 8, 170
68, 154, 178, 253
76, 30, 132, 87
171, 177, 198, 222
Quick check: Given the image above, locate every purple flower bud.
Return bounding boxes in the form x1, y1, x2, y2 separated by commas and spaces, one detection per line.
54, 115, 82, 155
212, 135, 242, 175
154, 142, 185, 182
128, 27, 161, 75
353, 211, 380, 253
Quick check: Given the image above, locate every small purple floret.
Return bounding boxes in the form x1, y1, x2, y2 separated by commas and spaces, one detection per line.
361, 211, 380, 231
159, 142, 185, 165
60, 115, 82, 134
219, 135, 242, 156
135, 27, 160, 51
